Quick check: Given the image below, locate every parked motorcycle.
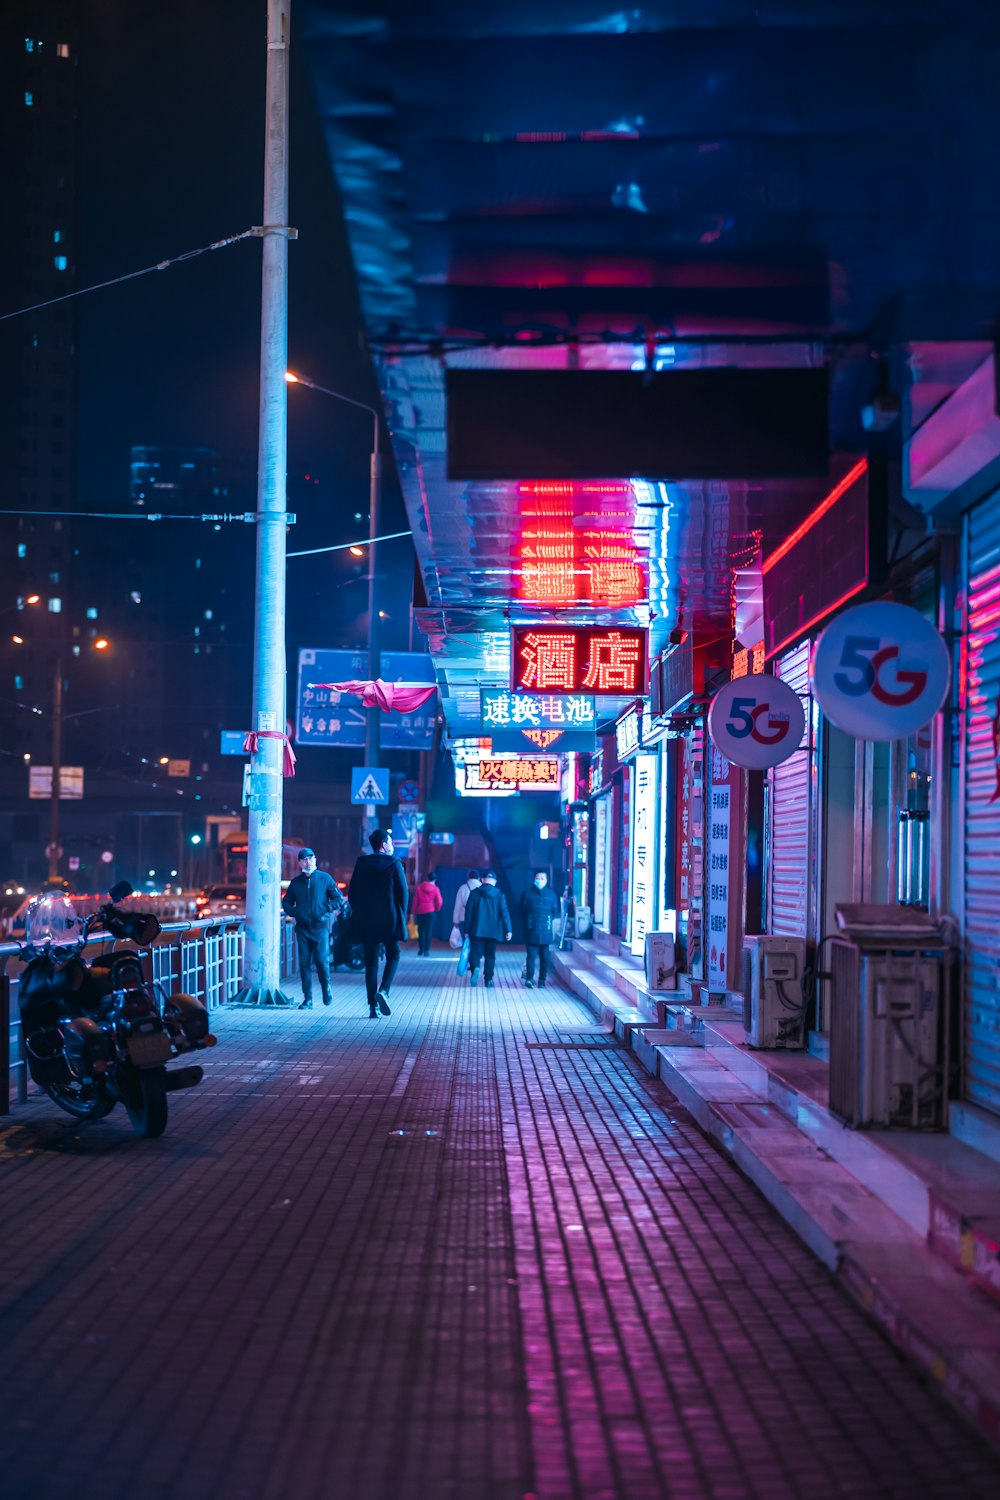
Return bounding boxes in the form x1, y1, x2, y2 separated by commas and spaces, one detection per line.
17, 882, 217, 1138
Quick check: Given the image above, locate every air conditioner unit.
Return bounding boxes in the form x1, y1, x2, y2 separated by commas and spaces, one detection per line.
575, 905, 593, 939
829, 936, 943, 1128
644, 931, 677, 991
741, 936, 807, 1049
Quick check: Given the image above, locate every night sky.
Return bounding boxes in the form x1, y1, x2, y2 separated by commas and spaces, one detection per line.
74, 0, 411, 659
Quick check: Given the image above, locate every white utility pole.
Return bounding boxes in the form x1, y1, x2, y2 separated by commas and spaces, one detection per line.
239, 0, 294, 1004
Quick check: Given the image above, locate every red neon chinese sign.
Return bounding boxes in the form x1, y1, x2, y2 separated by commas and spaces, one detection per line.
466, 757, 561, 790
511, 627, 648, 695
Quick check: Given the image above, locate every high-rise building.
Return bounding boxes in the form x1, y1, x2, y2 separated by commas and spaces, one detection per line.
0, 5, 81, 778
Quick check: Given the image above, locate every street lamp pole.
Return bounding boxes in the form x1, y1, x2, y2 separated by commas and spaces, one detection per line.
47, 656, 62, 879
241, 0, 293, 1005
285, 373, 383, 833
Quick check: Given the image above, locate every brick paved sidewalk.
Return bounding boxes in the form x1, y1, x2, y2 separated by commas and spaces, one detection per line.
2, 947, 999, 1500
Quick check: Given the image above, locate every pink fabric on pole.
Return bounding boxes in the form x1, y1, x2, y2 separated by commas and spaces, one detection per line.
311, 678, 437, 713
242, 729, 297, 777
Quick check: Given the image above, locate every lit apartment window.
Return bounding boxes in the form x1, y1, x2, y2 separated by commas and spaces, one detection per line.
86, 607, 98, 619
25, 92, 34, 107
15, 675, 24, 691
53, 231, 62, 243
47, 597, 61, 613
54, 256, 68, 271
25, 38, 35, 51
72, 645, 81, 657
57, 43, 70, 58
17, 544, 27, 558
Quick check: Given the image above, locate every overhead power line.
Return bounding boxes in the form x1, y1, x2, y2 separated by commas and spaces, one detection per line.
0, 227, 259, 324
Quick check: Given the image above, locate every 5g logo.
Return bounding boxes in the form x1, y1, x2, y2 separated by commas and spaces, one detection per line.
812, 602, 950, 741
832, 636, 928, 706
708, 676, 805, 770
724, 698, 791, 745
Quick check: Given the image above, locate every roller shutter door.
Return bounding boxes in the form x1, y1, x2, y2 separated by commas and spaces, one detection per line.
768, 641, 812, 939
964, 496, 1000, 1116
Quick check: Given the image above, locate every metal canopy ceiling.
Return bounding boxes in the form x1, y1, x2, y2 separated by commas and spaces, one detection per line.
302, 0, 1000, 738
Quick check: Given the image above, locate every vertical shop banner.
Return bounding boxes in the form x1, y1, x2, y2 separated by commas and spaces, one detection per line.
676, 730, 705, 975
707, 748, 731, 990
593, 795, 611, 929
629, 753, 657, 958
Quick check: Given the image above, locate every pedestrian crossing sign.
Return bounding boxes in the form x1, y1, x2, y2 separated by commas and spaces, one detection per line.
351, 766, 390, 805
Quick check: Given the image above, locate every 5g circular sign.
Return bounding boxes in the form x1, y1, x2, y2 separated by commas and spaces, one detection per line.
708, 676, 806, 770
811, 601, 950, 740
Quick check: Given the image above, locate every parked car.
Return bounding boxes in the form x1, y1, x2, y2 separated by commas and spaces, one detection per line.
195, 884, 247, 918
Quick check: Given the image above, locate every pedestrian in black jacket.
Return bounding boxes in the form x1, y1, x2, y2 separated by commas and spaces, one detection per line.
281, 848, 346, 1009
464, 870, 512, 988
519, 873, 560, 988
348, 827, 408, 1017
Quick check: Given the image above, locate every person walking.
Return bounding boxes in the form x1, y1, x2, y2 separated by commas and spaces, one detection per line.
519, 871, 560, 988
281, 848, 346, 1009
452, 868, 482, 937
410, 871, 442, 956
348, 827, 408, 1017
464, 870, 511, 989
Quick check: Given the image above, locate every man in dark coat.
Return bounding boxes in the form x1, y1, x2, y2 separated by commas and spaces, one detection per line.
518, 872, 560, 988
348, 827, 408, 1017
464, 870, 512, 989
281, 848, 346, 1009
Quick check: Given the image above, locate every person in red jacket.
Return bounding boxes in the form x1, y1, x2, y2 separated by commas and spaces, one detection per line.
410, 871, 443, 955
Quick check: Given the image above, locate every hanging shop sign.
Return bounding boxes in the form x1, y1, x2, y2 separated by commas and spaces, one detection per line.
482, 689, 596, 751
811, 601, 950, 741
629, 753, 658, 958
707, 676, 806, 770
465, 756, 561, 791
511, 626, 648, 695
614, 704, 642, 760
706, 748, 732, 989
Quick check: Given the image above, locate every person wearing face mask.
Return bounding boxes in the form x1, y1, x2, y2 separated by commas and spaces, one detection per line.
282, 848, 346, 1009
518, 871, 560, 989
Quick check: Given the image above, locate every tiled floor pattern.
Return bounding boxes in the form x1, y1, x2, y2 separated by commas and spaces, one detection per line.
1, 948, 999, 1500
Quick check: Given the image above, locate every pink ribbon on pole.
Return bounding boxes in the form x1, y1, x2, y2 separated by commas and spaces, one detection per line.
311, 678, 437, 713
243, 729, 297, 777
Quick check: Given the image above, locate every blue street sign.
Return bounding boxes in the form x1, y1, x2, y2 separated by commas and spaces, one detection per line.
397, 778, 421, 805
429, 832, 455, 845
297, 648, 367, 748
391, 811, 425, 850
220, 731, 246, 756
380, 652, 437, 750
351, 766, 390, 805
297, 648, 436, 750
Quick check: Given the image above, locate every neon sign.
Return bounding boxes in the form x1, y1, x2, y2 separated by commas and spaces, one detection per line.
481, 689, 595, 730
511, 627, 648, 695
465, 757, 561, 791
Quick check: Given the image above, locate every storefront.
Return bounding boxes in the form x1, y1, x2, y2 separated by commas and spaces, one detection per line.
962, 492, 1000, 1117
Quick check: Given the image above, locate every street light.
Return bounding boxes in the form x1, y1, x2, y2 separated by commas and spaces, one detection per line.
286, 367, 383, 824
46, 636, 112, 879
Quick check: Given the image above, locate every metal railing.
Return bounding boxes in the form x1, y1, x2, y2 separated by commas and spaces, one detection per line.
1, 915, 302, 1114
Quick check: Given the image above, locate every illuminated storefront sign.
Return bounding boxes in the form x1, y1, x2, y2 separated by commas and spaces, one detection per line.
615, 705, 642, 760
481, 689, 595, 751
731, 642, 766, 679
511, 627, 648, 695
465, 756, 561, 791
629, 753, 657, 957
706, 747, 731, 988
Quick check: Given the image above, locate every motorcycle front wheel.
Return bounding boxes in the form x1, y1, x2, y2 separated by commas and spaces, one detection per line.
44, 1078, 117, 1123
121, 1065, 169, 1139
